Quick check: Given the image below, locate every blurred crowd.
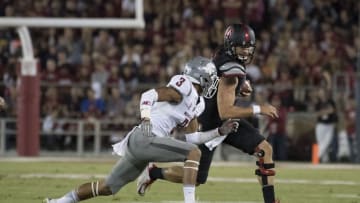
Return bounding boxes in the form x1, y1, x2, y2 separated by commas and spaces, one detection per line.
0, 0, 359, 160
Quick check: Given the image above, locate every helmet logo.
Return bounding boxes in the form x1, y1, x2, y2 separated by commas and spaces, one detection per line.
224, 27, 233, 40
244, 32, 250, 42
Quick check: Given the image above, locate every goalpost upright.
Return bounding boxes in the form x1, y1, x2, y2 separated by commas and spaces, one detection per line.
0, 0, 145, 156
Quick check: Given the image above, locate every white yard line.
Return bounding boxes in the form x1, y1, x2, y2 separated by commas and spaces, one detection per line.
1, 157, 360, 169
13, 173, 360, 201
161, 201, 262, 203
70, 201, 261, 203
18, 173, 360, 186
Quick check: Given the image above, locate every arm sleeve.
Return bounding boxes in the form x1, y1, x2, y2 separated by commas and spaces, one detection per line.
139, 89, 158, 119
185, 128, 221, 144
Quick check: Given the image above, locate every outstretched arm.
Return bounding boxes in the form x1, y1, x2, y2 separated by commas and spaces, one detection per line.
217, 77, 278, 119
184, 119, 239, 144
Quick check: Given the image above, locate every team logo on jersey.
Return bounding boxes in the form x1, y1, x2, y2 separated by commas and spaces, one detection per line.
142, 101, 152, 105
244, 32, 250, 42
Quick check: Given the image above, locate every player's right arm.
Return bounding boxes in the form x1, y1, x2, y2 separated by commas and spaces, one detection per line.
140, 75, 189, 120
217, 76, 278, 119
139, 86, 182, 137
182, 118, 239, 144
139, 75, 189, 137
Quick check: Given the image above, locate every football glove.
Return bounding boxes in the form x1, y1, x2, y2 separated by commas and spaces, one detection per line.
218, 119, 239, 135
140, 118, 153, 137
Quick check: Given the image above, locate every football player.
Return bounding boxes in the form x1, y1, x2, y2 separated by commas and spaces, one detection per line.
43, 56, 238, 203
137, 24, 280, 203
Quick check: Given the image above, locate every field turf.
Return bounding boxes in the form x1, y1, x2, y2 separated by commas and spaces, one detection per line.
0, 158, 359, 203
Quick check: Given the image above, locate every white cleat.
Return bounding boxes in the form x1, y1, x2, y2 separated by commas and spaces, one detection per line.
137, 163, 156, 196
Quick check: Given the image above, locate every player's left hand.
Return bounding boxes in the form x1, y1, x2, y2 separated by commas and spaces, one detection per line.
140, 118, 153, 137
239, 80, 252, 97
0, 97, 6, 110
218, 119, 239, 135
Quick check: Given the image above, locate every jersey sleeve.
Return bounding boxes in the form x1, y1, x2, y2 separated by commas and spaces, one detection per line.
167, 75, 192, 96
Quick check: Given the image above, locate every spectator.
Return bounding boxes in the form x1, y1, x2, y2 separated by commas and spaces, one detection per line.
42, 109, 64, 150
221, 0, 242, 25
315, 88, 338, 163
91, 61, 109, 86
80, 88, 105, 119
42, 59, 58, 83
93, 30, 114, 54
106, 87, 126, 119
344, 96, 357, 162
266, 94, 288, 161
118, 65, 138, 101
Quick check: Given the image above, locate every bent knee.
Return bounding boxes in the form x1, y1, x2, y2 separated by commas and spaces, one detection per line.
258, 141, 273, 157
188, 147, 202, 160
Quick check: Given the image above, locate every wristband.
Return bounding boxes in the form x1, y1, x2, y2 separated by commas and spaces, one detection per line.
252, 105, 261, 115
139, 89, 158, 119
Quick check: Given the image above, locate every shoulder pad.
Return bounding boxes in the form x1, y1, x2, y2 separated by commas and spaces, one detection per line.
219, 62, 246, 77
167, 75, 192, 96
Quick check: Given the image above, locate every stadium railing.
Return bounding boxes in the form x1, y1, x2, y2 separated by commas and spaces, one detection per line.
0, 117, 138, 156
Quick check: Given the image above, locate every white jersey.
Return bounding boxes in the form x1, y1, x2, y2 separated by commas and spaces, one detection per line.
150, 75, 205, 137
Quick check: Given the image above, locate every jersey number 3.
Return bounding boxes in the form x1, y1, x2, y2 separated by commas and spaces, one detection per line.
176, 77, 186, 87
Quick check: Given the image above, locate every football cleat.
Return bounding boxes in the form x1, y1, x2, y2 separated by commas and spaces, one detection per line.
137, 163, 157, 196
42, 198, 55, 203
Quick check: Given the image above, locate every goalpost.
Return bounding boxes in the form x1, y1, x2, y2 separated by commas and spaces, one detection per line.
0, 0, 145, 156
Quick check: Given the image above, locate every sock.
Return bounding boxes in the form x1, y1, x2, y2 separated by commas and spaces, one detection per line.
149, 167, 164, 180
262, 185, 275, 203
183, 185, 195, 203
55, 190, 79, 203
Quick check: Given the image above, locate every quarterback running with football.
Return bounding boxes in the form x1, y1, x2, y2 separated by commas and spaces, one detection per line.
137, 24, 280, 203
43, 56, 239, 203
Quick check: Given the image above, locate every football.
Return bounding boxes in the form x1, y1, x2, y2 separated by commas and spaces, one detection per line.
239, 80, 252, 97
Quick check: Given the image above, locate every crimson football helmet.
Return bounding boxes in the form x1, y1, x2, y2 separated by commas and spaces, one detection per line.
224, 23, 256, 64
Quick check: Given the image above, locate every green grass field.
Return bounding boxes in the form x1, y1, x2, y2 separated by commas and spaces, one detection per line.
0, 158, 359, 203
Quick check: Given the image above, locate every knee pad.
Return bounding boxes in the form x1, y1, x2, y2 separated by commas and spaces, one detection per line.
254, 147, 275, 186
255, 161, 276, 185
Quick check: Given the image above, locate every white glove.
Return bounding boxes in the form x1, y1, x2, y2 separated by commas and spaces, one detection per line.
140, 118, 153, 137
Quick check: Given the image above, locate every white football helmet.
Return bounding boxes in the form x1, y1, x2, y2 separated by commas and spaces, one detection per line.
183, 56, 219, 98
